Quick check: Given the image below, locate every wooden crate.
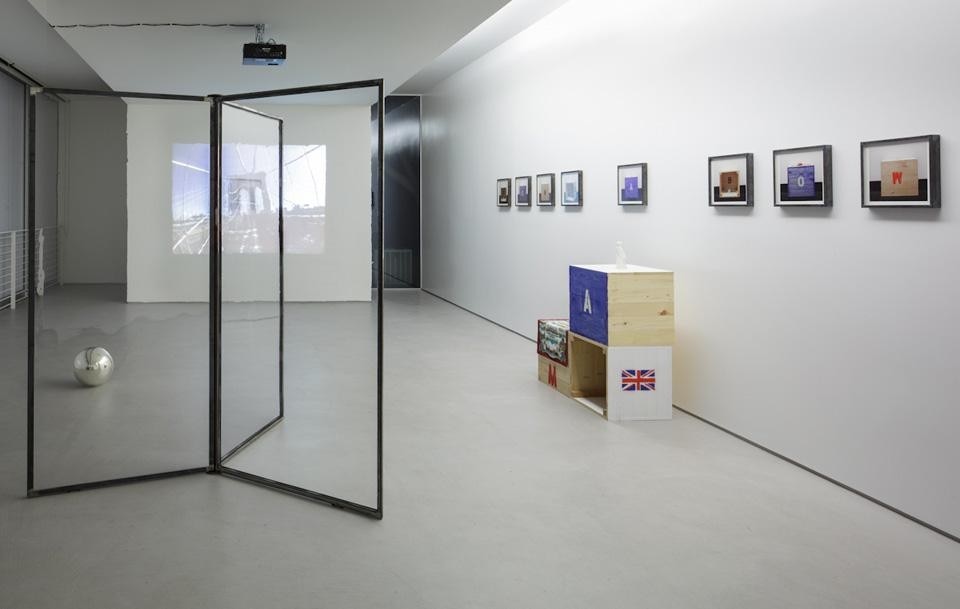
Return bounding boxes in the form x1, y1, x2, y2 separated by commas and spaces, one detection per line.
570, 264, 674, 347
565, 332, 674, 421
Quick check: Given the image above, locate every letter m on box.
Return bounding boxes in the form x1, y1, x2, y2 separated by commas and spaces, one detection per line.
570, 266, 609, 344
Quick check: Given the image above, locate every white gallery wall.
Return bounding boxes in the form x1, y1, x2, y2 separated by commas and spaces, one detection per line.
251, 104, 372, 303
126, 101, 208, 301
126, 102, 370, 302
421, 0, 960, 537
59, 96, 126, 284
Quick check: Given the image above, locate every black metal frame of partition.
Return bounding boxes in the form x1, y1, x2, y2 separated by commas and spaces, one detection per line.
25, 79, 386, 521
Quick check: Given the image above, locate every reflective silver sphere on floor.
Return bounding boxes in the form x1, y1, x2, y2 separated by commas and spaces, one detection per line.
73, 347, 115, 387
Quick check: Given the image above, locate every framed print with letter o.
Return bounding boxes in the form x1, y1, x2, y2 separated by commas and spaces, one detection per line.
709, 153, 753, 206
496, 178, 511, 207
773, 145, 832, 207
618, 163, 647, 206
861, 135, 940, 208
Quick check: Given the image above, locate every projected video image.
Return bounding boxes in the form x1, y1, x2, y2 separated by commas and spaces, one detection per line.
172, 145, 211, 254
172, 143, 327, 254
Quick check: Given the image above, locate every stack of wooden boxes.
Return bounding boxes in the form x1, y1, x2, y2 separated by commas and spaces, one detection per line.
538, 264, 675, 421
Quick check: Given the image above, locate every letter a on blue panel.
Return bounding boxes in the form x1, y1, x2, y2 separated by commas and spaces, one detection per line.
570, 266, 608, 344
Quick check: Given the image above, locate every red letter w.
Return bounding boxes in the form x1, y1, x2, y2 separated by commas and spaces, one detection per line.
548, 365, 558, 388
892, 171, 903, 185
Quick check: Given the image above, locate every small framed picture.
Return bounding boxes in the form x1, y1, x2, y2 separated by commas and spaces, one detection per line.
496, 178, 511, 207
709, 153, 753, 206
515, 176, 532, 206
861, 135, 940, 208
536, 173, 555, 206
618, 163, 647, 206
773, 145, 832, 207
560, 170, 583, 206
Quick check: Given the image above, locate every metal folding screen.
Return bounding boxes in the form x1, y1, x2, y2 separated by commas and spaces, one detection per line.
25, 80, 385, 520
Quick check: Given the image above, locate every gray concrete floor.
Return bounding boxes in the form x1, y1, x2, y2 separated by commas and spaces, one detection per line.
21, 285, 377, 506
1, 289, 959, 609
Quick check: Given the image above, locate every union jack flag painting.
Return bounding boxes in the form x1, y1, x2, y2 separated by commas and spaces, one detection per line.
621, 369, 655, 392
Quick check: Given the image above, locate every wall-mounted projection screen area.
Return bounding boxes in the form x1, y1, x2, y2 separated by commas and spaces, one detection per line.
173, 143, 326, 255
30, 84, 382, 515
128, 99, 371, 303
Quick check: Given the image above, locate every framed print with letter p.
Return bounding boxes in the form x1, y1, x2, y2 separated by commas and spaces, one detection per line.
709, 153, 753, 206
496, 178, 511, 207
861, 135, 940, 208
773, 145, 832, 207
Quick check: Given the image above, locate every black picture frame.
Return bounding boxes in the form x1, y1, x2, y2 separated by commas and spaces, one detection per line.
515, 176, 532, 206
496, 178, 511, 207
773, 145, 833, 207
860, 135, 941, 208
536, 173, 555, 207
560, 170, 583, 207
617, 162, 648, 206
708, 153, 753, 207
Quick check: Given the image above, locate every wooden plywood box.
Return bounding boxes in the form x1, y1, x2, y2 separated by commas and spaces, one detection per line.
569, 264, 674, 347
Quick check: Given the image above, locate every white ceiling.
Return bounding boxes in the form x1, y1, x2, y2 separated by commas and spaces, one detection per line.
24, 0, 512, 96
396, 0, 570, 94
0, 0, 107, 89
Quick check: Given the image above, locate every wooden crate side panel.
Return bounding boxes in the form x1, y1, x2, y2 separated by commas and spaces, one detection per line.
607, 272, 675, 346
569, 334, 606, 398
539, 356, 573, 397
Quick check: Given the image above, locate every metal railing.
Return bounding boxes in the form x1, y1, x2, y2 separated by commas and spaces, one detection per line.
0, 227, 59, 311
383, 248, 414, 288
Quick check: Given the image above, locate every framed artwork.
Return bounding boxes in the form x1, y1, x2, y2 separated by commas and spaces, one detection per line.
861, 135, 940, 208
496, 178, 511, 207
708, 153, 753, 207
536, 173, 555, 206
773, 145, 832, 207
617, 163, 647, 206
561, 170, 583, 206
515, 176, 532, 206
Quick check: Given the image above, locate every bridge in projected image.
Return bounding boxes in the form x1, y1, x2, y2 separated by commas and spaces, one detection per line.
171, 143, 327, 255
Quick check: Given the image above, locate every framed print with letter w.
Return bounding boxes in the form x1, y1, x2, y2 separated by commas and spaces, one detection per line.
861, 135, 940, 208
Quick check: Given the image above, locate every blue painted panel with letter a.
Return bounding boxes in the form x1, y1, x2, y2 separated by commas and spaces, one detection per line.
569, 266, 608, 345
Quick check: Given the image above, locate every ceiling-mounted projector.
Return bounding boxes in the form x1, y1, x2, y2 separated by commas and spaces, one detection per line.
243, 24, 285, 65
243, 42, 286, 65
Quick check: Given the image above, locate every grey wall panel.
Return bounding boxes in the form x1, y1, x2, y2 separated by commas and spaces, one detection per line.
0, 71, 24, 233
